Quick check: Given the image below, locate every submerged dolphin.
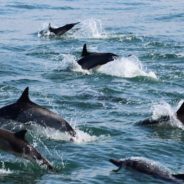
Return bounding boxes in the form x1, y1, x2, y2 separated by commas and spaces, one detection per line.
109, 157, 184, 183
0, 87, 76, 137
137, 102, 184, 126
48, 22, 80, 36
77, 44, 118, 70
0, 128, 53, 170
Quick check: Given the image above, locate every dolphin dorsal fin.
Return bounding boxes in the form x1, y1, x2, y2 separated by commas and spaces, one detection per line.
177, 102, 184, 116
81, 44, 88, 57
14, 130, 27, 141
17, 87, 31, 103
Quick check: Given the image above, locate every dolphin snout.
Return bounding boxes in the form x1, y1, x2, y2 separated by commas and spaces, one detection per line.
109, 159, 123, 167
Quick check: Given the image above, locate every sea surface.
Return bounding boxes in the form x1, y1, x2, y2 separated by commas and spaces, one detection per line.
0, 0, 184, 183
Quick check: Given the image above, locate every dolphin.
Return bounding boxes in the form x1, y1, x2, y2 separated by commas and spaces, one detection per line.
137, 102, 184, 126
0, 87, 76, 137
109, 157, 184, 183
77, 44, 118, 70
48, 22, 80, 36
0, 128, 53, 170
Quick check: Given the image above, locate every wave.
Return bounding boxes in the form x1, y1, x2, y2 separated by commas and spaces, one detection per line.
57, 54, 157, 79
143, 52, 184, 60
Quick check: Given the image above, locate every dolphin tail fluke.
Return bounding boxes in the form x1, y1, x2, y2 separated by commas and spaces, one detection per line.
173, 173, 184, 180
81, 44, 88, 57
109, 159, 123, 172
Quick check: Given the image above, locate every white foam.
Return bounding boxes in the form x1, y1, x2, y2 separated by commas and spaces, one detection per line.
71, 129, 101, 144
0, 168, 13, 175
97, 56, 157, 79
0, 162, 13, 175
38, 22, 51, 38
58, 54, 91, 74
30, 123, 101, 144
151, 100, 184, 129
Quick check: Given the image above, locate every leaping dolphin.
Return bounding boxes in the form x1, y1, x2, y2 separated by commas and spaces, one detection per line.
0, 128, 53, 170
48, 22, 80, 36
0, 87, 76, 137
109, 157, 184, 183
137, 102, 184, 126
77, 44, 118, 70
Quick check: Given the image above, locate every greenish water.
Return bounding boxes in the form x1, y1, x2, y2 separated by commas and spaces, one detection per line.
0, 0, 184, 183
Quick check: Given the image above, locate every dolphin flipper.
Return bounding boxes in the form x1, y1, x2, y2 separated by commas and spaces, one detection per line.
109, 159, 123, 172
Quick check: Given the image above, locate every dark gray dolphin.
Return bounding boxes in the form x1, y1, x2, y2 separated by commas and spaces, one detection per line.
48, 22, 80, 36
0, 128, 53, 170
137, 102, 184, 126
77, 44, 118, 70
0, 87, 76, 137
109, 157, 184, 183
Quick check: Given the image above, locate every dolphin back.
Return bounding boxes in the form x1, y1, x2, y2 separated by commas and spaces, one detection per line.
78, 53, 117, 70
49, 22, 80, 36
16, 107, 76, 137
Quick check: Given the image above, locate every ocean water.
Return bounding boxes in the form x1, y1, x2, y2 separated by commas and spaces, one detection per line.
0, 0, 184, 183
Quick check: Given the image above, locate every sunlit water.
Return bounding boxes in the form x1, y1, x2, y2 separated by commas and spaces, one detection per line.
0, 0, 184, 183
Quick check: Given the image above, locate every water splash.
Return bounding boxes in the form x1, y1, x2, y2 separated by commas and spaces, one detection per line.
30, 123, 101, 143
58, 54, 157, 79
38, 19, 107, 39
38, 22, 53, 38
97, 56, 157, 79
0, 162, 13, 175
72, 19, 107, 39
151, 100, 184, 129
71, 129, 101, 144
0, 168, 13, 175
58, 54, 91, 74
